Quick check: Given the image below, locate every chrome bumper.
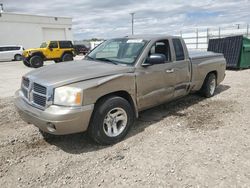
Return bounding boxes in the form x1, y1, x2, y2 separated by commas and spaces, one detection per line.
14, 90, 94, 135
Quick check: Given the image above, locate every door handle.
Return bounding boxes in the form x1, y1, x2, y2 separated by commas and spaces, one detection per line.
166, 69, 174, 73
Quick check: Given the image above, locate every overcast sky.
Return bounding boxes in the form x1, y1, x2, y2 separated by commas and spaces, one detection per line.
1, 0, 250, 39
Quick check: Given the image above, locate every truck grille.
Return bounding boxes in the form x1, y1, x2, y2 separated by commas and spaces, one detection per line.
33, 83, 47, 95
21, 77, 48, 109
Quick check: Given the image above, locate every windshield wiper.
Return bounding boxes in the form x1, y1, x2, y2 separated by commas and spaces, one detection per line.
95, 58, 118, 65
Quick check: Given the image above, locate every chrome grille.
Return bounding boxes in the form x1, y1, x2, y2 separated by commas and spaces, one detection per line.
33, 83, 47, 95
21, 77, 48, 110
33, 93, 47, 107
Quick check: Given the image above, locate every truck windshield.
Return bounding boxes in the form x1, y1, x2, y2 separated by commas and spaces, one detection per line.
40, 42, 47, 48
86, 38, 148, 65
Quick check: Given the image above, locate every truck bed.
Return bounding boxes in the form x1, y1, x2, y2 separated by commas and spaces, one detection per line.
189, 50, 223, 60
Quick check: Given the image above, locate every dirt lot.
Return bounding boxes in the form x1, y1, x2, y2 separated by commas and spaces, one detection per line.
0, 69, 250, 187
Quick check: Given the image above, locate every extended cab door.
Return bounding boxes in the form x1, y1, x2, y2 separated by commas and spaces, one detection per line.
136, 40, 176, 110
171, 38, 192, 98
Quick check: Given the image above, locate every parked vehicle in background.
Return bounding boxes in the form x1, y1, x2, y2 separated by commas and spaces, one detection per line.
74, 44, 89, 55
15, 35, 226, 145
22, 40, 75, 68
0, 45, 24, 61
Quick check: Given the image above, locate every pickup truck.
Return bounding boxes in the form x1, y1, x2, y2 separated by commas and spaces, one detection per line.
15, 35, 226, 145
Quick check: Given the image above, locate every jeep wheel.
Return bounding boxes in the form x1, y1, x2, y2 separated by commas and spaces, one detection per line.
14, 54, 22, 61
30, 56, 44, 68
62, 53, 73, 62
23, 60, 31, 67
88, 96, 135, 145
54, 59, 61, 63
200, 73, 217, 98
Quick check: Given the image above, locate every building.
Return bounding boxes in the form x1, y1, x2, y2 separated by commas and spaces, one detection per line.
0, 12, 73, 49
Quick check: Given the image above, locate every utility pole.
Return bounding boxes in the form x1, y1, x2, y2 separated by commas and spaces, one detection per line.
130, 13, 135, 35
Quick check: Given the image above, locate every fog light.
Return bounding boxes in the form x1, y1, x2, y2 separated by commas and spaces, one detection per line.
47, 122, 56, 132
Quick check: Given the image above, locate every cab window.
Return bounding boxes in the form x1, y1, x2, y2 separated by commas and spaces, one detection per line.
149, 40, 171, 62
49, 41, 58, 48
173, 38, 185, 61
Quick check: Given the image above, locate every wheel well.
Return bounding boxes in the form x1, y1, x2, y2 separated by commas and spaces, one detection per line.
61, 51, 73, 58
209, 71, 217, 78
95, 91, 138, 117
201, 71, 218, 90
207, 71, 217, 83
31, 52, 45, 59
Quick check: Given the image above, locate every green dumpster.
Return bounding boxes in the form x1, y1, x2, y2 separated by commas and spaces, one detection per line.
240, 37, 250, 68
208, 36, 250, 69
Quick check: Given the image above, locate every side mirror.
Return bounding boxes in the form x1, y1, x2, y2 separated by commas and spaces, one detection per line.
142, 54, 166, 66
49, 48, 53, 51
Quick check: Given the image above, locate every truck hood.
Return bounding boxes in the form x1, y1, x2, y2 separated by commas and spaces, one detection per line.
25, 60, 135, 87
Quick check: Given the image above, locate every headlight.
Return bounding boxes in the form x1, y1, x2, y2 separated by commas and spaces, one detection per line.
54, 86, 82, 106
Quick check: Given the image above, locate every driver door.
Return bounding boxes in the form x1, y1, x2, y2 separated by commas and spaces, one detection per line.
46, 41, 61, 59
136, 40, 176, 110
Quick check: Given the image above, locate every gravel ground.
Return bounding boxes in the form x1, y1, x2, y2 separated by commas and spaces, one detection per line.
0, 70, 250, 187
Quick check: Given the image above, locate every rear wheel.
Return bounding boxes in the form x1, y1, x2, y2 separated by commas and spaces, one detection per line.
200, 73, 217, 98
88, 96, 135, 145
54, 59, 61, 63
62, 53, 73, 62
30, 55, 44, 68
14, 54, 22, 61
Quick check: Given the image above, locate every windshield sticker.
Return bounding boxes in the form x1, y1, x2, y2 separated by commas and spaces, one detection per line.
127, 39, 143, 43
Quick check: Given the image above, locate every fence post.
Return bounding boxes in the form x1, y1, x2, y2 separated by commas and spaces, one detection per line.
207, 28, 210, 47
218, 27, 221, 38
196, 28, 198, 49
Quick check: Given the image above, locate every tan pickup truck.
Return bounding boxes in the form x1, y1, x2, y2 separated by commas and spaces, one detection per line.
15, 35, 226, 145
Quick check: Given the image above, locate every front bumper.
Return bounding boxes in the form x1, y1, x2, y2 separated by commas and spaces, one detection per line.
14, 90, 94, 135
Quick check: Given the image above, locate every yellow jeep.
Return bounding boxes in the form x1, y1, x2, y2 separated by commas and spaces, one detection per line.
22, 41, 75, 68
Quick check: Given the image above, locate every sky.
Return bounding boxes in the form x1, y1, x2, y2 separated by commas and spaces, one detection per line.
1, 0, 250, 40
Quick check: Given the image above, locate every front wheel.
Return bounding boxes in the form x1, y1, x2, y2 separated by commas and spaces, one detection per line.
88, 96, 135, 145
30, 56, 44, 68
23, 60, 31, 67
200, 73, 217, 98
39, 129, 56, 140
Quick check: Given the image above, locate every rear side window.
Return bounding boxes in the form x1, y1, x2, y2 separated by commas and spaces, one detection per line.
0, 46, 20, 51
49, 41, 58, 48
10, 46, 20, 50
173, 39, 185, 61
59, 41, 73, 48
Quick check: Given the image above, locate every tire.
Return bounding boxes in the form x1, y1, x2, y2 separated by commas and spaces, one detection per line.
39, 129, 56, 140
88, 96, 135, 145
23, 60, 31, 67
30, 55, 44, 68
14, 54, 22, 61
54, 59, 61, 63
62, 53, 73, 62
200, 73, 217, 98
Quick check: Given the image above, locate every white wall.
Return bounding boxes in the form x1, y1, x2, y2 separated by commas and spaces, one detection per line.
0, 13, 73, 49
